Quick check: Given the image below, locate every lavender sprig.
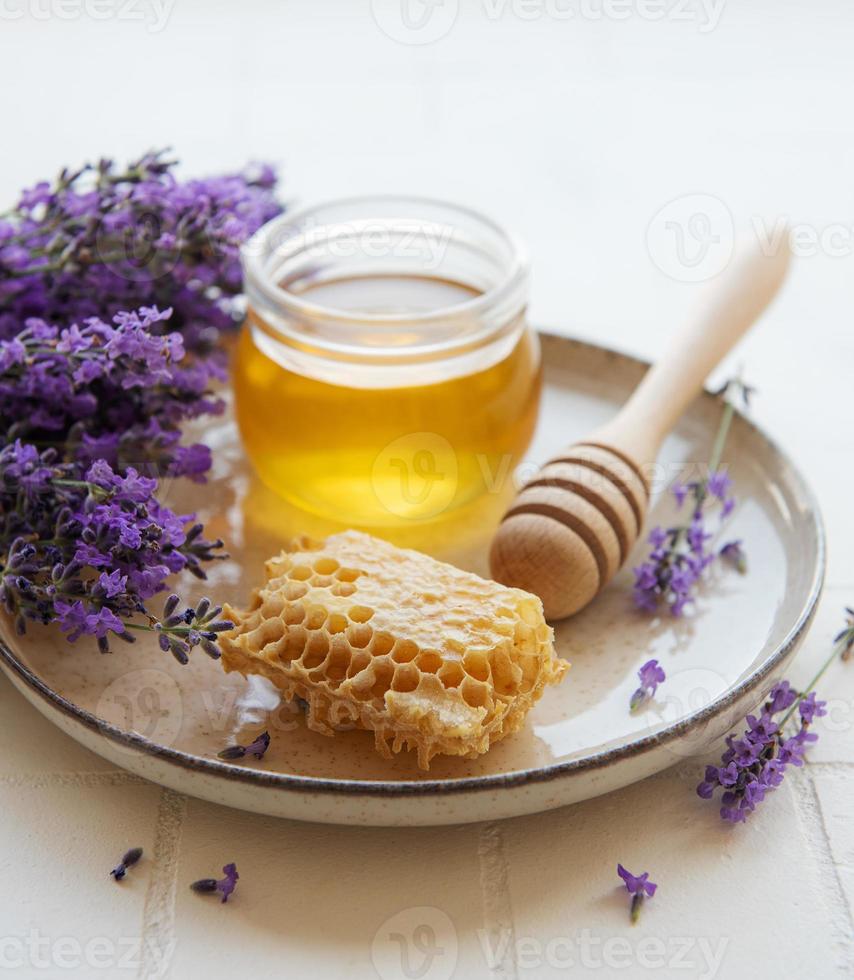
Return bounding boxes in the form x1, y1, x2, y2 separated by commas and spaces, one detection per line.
697, 609, 852, 822
617, 864, 657, 924
629, 659, 666, 712
190, 863, 239, 904
633, 378, 749, 616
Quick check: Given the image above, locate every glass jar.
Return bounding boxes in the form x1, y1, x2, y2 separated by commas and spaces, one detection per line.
235, 195, 540, 527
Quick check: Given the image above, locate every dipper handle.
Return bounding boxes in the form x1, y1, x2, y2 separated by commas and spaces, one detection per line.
592, 241, 791, 465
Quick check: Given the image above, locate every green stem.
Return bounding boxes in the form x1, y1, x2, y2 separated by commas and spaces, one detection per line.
779, 636, 850, 729
707, 397, 736, 478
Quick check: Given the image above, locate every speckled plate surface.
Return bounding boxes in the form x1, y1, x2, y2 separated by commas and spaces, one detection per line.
0, 333, 824, 825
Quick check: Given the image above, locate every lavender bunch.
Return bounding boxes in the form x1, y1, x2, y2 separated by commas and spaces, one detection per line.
633, 379, 749, 616
0, 150, 280, 354
697, 608, 853, 822
0, 152, 282, 659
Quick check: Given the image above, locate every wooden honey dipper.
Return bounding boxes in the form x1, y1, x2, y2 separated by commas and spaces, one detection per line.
490, 240, 791, 620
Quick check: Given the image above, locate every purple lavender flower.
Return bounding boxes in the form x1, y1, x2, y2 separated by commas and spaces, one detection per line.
745, 712, 778, 742
798, 693, 827, 725
707, 470, 732, 501
633, 379, 750, 616
633, 469, 740, 617
767, 680, 797, 713
218, 731, 271, 761
191, 863, 240, 904
629, 659, 666, 712
617, 864, 657, 923
697, 676, 827, 822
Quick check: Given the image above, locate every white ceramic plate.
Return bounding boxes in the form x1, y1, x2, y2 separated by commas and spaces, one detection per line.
0, 334, 824, 826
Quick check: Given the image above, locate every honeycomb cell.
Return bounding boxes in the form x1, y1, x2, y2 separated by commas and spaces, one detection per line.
289, 565, 312, 581
348, 605, 374, 623
347, 623, 373, 649
489, 650, 520, 696
282, 603, 304, 626
391, 639, 419, 664
416, 651, 442, 674
438, 661, 465, 688
369, 662, 395, 700
461, 677, 488, 709
302, 630, 330, 668
331, 582, 356, 597
326, 613, 348, 634
369, 631, 394, 657
463, 652, 490, 682
392, 663, 420, 693
347, 651, 371, 677
260, 595, 285, 618
284, 581, 309, 601
257, 617, 285, 646
313, 557, 340, 575
304, 605, 327, 630
335, 567, 360, 582
324, 642, 352, 684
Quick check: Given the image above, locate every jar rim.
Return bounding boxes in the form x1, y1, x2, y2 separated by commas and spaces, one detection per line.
240, 193, 529, 329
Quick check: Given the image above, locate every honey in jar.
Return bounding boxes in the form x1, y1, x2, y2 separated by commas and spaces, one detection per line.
236, 197, 540, 527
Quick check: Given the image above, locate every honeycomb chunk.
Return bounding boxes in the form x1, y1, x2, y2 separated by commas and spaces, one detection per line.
220, 531, 568, 769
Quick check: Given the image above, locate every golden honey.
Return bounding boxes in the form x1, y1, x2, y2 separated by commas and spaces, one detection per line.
237, 198, 539, 527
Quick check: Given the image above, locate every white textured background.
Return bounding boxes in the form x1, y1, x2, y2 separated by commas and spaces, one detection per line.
1, 1, 853, 977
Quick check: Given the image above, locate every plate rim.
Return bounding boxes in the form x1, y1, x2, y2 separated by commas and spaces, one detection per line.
0, 331, 826, 798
